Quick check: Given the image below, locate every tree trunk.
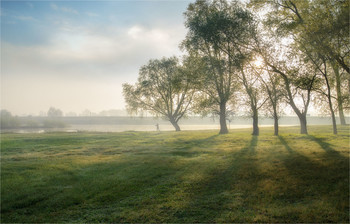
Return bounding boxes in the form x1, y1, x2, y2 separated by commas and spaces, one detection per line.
332, 63, 347, 125
219, 103, 228, 134
327, 96, 338, 134
252, 108, 259, 136
281, 73, 309, 134
324, 80, 338, 135
330, 106, 338, 135
265, 63, 311, 135
321, 67, 338, 134
272, 103, 279, 136
338, 102, 347, 126
298, 114, 308, 135
274, 116, 279, 136
335, 56, 350, 75
169, 117, 181, 131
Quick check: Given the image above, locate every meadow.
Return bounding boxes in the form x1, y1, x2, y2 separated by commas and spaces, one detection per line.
1, 125, 349, 223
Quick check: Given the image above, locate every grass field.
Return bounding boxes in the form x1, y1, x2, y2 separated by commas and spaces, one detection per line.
1, 125, 349, 223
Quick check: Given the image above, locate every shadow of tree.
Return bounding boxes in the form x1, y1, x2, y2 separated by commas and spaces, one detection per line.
248, 135, 258, 152
167, 135, 261, 222
2, 133, 348, 223
278, 136, 293, 153
307, 135, 344, 157
277, 135, 349, 221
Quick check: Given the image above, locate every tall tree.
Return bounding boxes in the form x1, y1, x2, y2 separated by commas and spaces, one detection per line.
258, 67, 284, 136
330, 62, 348, 125
257, 43, 317, 134
248, 1, 333, 134
249, 0, 349, 73
182, 0, 256, 134
300, 43, 338, 134
123, 57, 196, 131
238, 63, 267, 136
189, 55, 238, 131
250, 0, 350, 127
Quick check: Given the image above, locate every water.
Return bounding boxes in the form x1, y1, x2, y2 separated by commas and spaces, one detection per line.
1, 116, 348, 133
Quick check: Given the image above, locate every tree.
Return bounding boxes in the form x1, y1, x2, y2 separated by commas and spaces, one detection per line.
249, 0, 350, 129
249, 1, 327, 134
256, 43, 317, 134
300, 43, 338, 134
182, 0, 256, 134
123, 56, 196, 131
0, 110, 20, 129
238, 63, 267, 136
259, 70, 284, 136
47, 107, 63, 117
249, 0, 349, 73
331, 62, 348, 125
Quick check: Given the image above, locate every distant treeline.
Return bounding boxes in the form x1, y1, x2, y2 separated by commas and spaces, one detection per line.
0, 110, 66, 129
1, 110, 348, 129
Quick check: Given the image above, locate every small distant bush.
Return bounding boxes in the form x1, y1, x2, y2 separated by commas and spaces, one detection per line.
0, 110, 20, 129
47, 107, 63, 117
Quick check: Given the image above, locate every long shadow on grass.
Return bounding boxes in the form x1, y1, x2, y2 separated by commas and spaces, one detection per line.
278, 136, 349, 222
168, 134, 220, 157
168, 135, 261, 222
1, 155, 189, 223
307, 135, 344, 157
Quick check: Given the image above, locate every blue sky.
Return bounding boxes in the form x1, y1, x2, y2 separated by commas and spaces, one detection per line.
1, 0, 192, 115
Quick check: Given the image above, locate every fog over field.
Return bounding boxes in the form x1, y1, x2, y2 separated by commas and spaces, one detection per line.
1, 1, 189, 115
1, 0, 349, 135
1, 1, 349, 223
1, 115, 349, 133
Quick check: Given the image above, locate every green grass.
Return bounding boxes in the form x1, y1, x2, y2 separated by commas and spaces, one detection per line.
1, 125, 349, 223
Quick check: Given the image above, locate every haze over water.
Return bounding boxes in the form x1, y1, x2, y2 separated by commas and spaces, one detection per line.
3, 116, 347, 133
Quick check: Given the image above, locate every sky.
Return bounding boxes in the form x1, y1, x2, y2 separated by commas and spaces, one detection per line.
1, 0, 192, 116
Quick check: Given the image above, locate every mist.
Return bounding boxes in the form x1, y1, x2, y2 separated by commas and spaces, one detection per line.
1, 1, 188, 116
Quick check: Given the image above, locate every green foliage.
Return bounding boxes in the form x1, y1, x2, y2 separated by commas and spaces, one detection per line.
249, 0, 349, 73
183, 0, 256, 129
1, 126, 349, 222
185, 0, 255, 54
123, 57, 197, 131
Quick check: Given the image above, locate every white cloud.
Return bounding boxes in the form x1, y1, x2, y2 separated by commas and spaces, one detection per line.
8, 23, 185, 68
27, 2, 34, 9
61, 7, 79, 15
86, 12, 98, 17
1, 23, 187, 114
13, 15, 36, 21
50, 3, 59, 11
51, 3, 79, 15
127, 25, 143, 39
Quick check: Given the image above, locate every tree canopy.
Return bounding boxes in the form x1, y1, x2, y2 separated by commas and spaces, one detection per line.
122, 0, 349, 135
123, 56, 196, 131
182, 0, 257, 134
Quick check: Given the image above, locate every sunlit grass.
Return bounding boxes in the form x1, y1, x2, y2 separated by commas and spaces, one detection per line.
1, 125, 349, 222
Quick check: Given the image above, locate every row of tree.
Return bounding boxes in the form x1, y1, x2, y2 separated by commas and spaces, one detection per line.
0, 109, 66, 129
123, 0, 349, 135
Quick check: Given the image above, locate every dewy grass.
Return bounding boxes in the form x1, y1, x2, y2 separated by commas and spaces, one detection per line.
1, 125, 349, 222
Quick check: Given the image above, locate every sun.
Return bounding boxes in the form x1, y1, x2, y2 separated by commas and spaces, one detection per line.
253, 57, 264, 68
